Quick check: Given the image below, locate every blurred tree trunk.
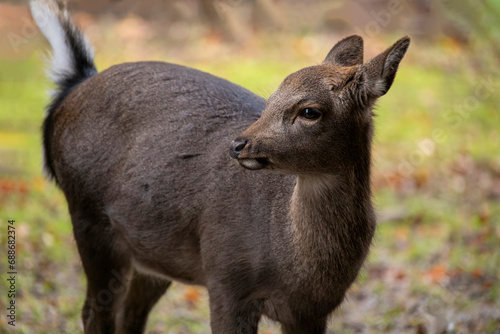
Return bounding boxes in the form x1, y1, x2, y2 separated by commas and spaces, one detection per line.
438, 0, 500, 71
198, 0, 286, 41
251, 0, 287, 31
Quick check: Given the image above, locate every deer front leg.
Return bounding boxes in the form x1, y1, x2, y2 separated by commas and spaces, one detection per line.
116, 271, 171, 334
281, 317, 327, 334
208, 288, 261, 334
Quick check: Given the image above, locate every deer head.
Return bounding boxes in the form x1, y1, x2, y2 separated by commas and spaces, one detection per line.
230, 35, 410, 175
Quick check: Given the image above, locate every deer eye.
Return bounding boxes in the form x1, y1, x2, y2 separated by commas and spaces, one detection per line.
299, 107, 322, 120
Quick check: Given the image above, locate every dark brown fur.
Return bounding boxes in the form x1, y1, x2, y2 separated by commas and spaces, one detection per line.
33, 3, 410, 332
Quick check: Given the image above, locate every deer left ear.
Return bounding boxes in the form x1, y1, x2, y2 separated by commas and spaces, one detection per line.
323, 35, 364, 67
361, 36, 411, 97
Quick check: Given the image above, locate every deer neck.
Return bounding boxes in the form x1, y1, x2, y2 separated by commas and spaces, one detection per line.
288, 157, 375, 280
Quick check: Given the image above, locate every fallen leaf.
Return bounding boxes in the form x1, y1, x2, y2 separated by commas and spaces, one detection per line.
483, 281, 493, 289
471, 268, 484, 279
184, 286, 201, 305
423, 264, 448, 284
478, 203, 491, 224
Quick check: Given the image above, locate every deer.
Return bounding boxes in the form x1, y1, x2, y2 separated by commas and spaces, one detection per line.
30, 0, 410, 333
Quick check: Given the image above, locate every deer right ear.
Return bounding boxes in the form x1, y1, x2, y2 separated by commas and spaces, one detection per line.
361, 36, 410, 97
323, 35, 364, 67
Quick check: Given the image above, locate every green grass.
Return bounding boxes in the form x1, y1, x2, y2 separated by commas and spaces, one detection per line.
0, 34, 499, 333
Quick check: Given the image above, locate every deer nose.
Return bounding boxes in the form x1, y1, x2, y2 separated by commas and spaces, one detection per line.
229, 139, 247, 159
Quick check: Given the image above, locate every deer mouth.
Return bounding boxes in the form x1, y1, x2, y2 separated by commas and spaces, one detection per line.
238, 158, 269, 170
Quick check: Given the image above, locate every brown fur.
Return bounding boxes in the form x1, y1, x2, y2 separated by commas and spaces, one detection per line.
33, 3, 410, 332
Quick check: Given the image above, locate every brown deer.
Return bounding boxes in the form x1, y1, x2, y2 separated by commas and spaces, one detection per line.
30, 0, 410, 333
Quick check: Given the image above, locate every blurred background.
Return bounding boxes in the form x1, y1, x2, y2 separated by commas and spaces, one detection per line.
0, 0, 499, 333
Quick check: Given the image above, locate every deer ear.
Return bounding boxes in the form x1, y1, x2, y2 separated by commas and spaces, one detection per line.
361, 36, 410, 97
323, 35, 364, 67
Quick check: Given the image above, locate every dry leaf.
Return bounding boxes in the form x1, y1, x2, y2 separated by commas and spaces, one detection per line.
184, 286, 201, 305
423, 264, 448, 284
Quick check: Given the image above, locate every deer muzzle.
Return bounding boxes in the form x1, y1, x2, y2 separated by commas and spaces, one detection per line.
229, 138, 269, 170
